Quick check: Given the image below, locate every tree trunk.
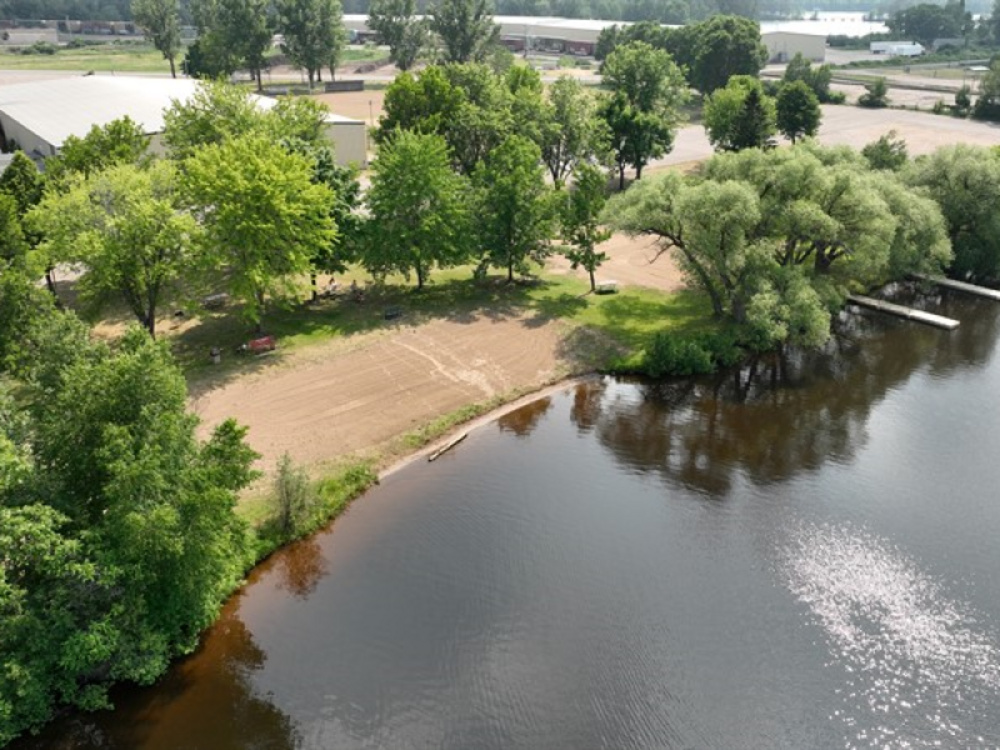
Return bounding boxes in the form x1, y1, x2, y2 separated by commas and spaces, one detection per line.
145, 311, 156, 339
169, 55, 176, 79
589, 268, 596, 291
255, 289, 266, 333
255, 68, 263, 93
508, 259, 515, 283
311, 271, 318, 301
618, 164, 626, 190
635, 162, 643, 181
44, 266, 56, 296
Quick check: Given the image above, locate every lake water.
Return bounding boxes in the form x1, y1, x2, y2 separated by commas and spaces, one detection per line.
16, 288, 1000, 749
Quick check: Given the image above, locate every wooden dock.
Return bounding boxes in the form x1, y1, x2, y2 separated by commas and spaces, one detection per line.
847, 295, 960, 330
913, 274, 1000, 302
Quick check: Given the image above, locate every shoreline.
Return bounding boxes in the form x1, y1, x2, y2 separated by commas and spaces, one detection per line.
379, 373, 601, 481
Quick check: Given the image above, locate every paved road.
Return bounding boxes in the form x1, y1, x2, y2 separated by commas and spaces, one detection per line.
651, 103, 1000, 172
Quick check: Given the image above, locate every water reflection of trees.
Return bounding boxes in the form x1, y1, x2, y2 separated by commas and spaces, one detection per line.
274, 536, 328, 599
16, 598, 301, 750
573, 295, 1000, 495
497, 397, 552, 438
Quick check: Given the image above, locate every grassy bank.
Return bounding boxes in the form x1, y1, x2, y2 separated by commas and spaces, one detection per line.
0, 42, 171, 73
175, 267, 717, 387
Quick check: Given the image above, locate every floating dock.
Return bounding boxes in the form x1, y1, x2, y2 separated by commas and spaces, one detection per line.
847, 295, 960, 330
913, 274, 1000, 302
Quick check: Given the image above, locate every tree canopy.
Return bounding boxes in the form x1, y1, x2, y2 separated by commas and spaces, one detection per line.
475, 135, 555, 282
30, 161, 198, 337
430, 0, 500, 63
776, 80, 821, 144
703, 75, 776, 152
905, 144, 1000, 282
363, 131, 473, 288
181, 134, 336, 327
131, 0, 182, 77
599, 40, 687, 187
1, 322, 257, 746
602, 146, 951, 347
368, 0, 428, 71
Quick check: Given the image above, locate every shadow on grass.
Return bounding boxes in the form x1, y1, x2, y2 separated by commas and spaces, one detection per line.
523, 291, 590, 327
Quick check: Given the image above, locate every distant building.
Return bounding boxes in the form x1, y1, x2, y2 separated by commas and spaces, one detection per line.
344, 14, 827, 61
761, 29, 826, 62
0, 75, 368, 166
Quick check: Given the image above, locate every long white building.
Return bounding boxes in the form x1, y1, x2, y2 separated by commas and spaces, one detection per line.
0, 76, 368, 165
344, 14, 827, 61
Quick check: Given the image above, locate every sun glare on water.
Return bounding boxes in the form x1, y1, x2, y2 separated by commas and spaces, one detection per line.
781, 521, 1000, 749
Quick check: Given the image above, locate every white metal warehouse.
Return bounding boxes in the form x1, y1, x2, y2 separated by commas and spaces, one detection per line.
0, 75, 368, 166
343, 14, 827, 61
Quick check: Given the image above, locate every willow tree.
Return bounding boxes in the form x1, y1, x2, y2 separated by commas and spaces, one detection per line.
602, 146, 951, 348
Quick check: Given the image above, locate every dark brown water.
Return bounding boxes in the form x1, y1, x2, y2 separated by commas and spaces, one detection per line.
16, 289, 1000, 749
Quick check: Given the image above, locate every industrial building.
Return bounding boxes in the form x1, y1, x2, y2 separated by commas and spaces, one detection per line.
0, 76, 368, 166
344, 14, 827, 62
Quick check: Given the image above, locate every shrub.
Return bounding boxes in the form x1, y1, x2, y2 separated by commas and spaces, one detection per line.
858, 78, 889, 108
272, 453, 315, 537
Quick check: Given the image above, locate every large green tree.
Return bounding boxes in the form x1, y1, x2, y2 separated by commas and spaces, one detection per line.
887, 2, 965, 46
375, 63, 513, 175
476, 135, 555, 282
1, 325, 257, 745
540, 75, 610, 187
603, 146, 951, 346
30, 161, 198, 337
559, 163, 612, 292
368, 0, 428, 71
703, 75, 776, 152
782, 52, 835, 103
44, 117, 149, 188
905, 144, 1000, 282
429, 0, 500, 63
0, 151, 44, 218
162, 81, 329, 160
685, 15, 768, 95
600, 40, 687, 188
191, 0, 272, 90
277, 0, 345, 86
131, 0, 182, 78
363, 131, 472, 288
776, 80, 821, 144
181, 134, 336, 328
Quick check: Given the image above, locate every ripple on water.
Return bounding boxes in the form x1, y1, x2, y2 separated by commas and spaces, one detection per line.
780, 521, 1000, 749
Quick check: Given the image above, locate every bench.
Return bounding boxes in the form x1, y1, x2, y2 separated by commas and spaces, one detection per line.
244, 335, 277, 354
595, 280, 618, 295
202, 292, 229, 309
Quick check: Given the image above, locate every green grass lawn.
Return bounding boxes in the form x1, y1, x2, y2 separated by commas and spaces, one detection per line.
169, 264, 717, 389
0, 43, 173, 73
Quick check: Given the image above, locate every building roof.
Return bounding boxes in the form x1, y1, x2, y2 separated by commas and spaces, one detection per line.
0, 76, 208, 148
0, 75, 362, 149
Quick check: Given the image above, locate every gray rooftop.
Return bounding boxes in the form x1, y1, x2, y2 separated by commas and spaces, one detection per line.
0, 75, 361, 150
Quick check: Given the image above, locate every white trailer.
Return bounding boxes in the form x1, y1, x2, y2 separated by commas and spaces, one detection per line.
870, 40, 925, 55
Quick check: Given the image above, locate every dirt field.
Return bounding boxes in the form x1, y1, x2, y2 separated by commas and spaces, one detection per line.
548, 232, 687, 292
190, 237, 684, 474
191, 314, 570, 471
314, 89, 385, 124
